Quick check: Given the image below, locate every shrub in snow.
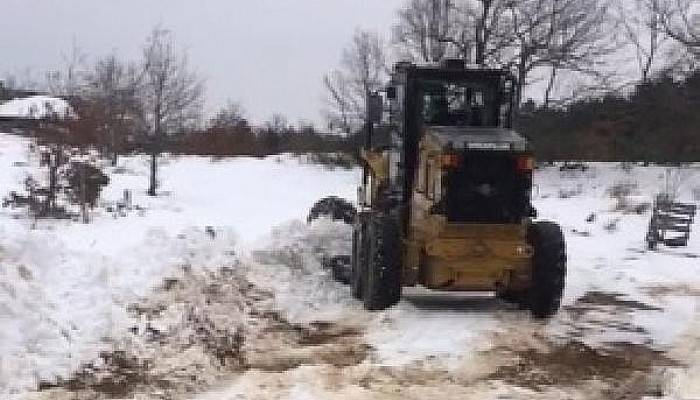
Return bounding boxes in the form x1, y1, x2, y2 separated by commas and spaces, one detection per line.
2, 147, 109, 220
64, 162, 110, 207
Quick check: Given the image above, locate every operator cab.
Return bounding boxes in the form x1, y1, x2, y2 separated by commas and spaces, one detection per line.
381, 60, 533, 226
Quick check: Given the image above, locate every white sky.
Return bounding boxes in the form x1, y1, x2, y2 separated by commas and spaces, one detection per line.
0, 0, 404, 126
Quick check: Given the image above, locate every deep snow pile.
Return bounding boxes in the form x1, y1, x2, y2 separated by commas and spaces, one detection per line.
0, 96, 75, 119
0, 131, 357, 397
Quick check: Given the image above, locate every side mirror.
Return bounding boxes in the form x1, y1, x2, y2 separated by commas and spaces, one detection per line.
367, 93, 383, 124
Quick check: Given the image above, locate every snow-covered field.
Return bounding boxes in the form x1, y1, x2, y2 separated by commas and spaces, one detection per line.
0, 131, 356, 397
0, 130, 699, 399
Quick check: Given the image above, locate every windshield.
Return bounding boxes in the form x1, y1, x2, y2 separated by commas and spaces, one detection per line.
420, 80, 502, 127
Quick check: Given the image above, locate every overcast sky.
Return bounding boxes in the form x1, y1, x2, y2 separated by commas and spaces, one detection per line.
0, 0, 404, 125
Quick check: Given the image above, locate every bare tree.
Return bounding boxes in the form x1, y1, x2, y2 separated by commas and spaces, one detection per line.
343, 30, 387, 102
259, 113, 290, 152
84, 54, 143, 164
470, 0, 507, 65
46, 39, 88, 98
394, 0, 455, 62
296, 119, 316, 135
140, 27, 204, 196
542, 0, 615, 106
264, 113, 291, 135
393, 0, 517, 65
491, 0, 613, 109
209, 101, 248, 130
657, 0, 699, 57
447, 0, 512, 65
323, 70, 355, 134
324, 29, 387, 134
614, 0, 669, 83
2, 68, 42, 92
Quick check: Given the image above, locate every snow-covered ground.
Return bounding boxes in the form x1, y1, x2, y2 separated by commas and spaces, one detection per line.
1, 130, 699, 399
0, 96, 75, 119
0, 132, 356, 397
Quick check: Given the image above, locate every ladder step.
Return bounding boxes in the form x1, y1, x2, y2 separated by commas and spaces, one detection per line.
653, 223, 691, 233
664, 237, 689, 247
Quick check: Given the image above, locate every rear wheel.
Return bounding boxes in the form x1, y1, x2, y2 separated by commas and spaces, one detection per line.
527, 221, 567, 318
362, 214, 402, 311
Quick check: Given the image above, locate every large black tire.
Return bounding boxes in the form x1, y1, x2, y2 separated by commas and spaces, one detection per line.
527, 221, 567, 318
362, 214, 402, 311
307, 196, 357, 224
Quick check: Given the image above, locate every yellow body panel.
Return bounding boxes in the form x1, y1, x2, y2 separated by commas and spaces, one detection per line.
360, 149, 389, 181
405, 223, 532, 291
403, 134, 533, 292
358, 134, 533, 293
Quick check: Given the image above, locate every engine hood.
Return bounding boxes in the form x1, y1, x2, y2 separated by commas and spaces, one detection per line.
424, 126, 529, 152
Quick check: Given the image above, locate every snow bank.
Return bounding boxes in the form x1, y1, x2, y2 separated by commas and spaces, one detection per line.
0, 132, 359, 396
246, 218, 360, 322
0, 96, 75, 119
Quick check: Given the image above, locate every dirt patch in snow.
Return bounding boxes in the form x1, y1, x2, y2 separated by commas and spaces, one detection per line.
33, 265, 370, 400
246, 310, 370, 372
564, 291, 662, 323
642, 284, 700, 298
559, 291, 664, 339
37, 350, 162, 398
574, 291, 662, 311
487, 339, 677, 393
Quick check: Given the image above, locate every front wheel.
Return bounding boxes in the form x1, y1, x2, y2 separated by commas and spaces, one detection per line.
527, 221, 567, 318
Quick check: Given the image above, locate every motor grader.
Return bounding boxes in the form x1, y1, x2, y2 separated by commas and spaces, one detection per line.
340, 59, 567, 318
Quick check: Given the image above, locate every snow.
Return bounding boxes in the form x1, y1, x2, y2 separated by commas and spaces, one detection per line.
0, 129, 699, 399
0, 96, 75, 119
0, 131, 357, 397
235, 162, 700, 398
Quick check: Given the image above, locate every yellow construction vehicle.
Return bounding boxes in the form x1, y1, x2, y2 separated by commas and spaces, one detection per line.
350, 60, 566, 318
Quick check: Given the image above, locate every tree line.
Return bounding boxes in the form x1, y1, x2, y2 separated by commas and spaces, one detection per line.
2, 27, 356, 201
323, 0, 699, 161
3, 1, 698, 167
520, 69, 700, 161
